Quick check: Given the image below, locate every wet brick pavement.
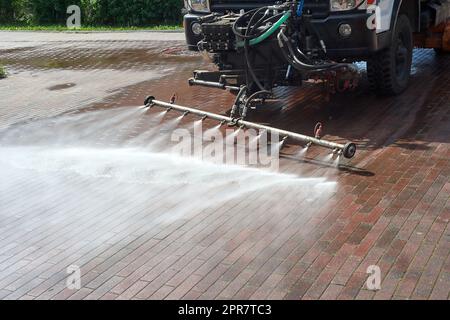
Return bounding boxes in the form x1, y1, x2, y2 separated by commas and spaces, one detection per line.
0, 32, 449, 300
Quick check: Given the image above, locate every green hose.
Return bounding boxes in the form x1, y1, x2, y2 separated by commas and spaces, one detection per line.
237, 10, 292, 48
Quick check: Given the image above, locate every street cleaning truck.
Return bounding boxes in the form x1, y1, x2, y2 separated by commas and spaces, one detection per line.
145, 1, 450, 160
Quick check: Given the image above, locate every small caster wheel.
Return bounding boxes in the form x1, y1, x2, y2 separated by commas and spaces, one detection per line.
343, 142, 357, 159
144, 96, 155, 106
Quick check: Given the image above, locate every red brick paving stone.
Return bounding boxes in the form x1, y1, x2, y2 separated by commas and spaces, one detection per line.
442, 253, 450, 275
270, 261, 309, 297
411, 260, 446, 299
355, 289, 376, 300
373, 239, 407, 293
271, 253, 302, 279
166, 274, 204, 300
116, 280, 149, 300
68, 288, 93, 300
322, 230, 349, 256
364, 206, 385, 225
166, 259, 205, 288
249, 273, 285, 300
398, 217, 423, 242
0, 289, 13, 299
395, 271, 422, 299
391, 208, 412, 230
411, 254, 447, 299
194, 250, 230, 278
113, 239, 161, 278
424, 219, 447, 245
84, 276, 124, 300
300, 251, 333, 280
332, 255, 363, 286
299, 243, 324, 267
373, 268, 403, 300
267, 287, 289, 300
100, 292, 119, 300
347, 223, 373, 246
3, 277, 47, 300
0, 258, 34, 286
199, 279, 231, 300
0, 271, 28, 293
198, 195, 268, 244
382, 238, 408, 265
303, 269, 336, 300
430, 271, 450, 300
52, 287, 80, 300
234, 285, 262, 300
355, 216, 390, 258
219, 254, 261, 285
395, 242, 436, 299
84, 262, 129, 291
140, 255, 180, 283
217, 269, 256, 300
182, 289, 203, 300
110, 267, 150, 296
314, 220, 345, 244
245, 256, 285, 288
320, 284, 344, 300
284, 279, 314, 300
303, 244, 355, 299
34, 282, 68, 300
150, 285, 175, 300
134, 267, 185, 300
379, 239, 422, 297
337, 272, 367, 300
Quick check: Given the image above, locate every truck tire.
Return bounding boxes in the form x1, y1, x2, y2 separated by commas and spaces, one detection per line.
367, 15, 413, 95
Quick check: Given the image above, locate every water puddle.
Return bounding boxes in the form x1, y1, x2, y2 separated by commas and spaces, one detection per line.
1, 43, 202, 71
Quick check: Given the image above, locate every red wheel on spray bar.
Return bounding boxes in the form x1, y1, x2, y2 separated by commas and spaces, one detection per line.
314, 122, 323, 139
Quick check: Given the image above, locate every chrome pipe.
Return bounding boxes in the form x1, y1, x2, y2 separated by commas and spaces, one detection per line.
146, 98, 357, 159
147, 98, 231, 123
238, 119, 344, 151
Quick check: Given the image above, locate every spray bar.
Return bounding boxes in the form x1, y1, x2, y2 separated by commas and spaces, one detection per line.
145, 97, 357, 159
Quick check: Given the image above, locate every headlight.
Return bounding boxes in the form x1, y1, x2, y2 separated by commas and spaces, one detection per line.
188, 0, 210, 13
330, 0, 364, 11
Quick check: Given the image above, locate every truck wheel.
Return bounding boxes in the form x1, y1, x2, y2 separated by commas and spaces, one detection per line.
367, 15, 413, 95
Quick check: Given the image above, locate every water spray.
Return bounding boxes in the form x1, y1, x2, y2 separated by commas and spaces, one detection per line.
144, 96, 357, 159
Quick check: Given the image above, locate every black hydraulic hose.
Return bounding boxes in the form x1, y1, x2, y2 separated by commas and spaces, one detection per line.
278, 40, 309, 72
278, 29, 349, 72
278, 32, 313, 71
248, 12, 285, 39
247, 7, 269, 35
295, 46, 312, 63
279, 30, 327, 70
232, 7, 268, 40
247, 12, 270, 40
244, 90, 271, 109
243, 9, 292, 92
244, 38, 266, 91
232, 3, 292, 40
234, 4, 294, 92
243, 6, 274, 91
